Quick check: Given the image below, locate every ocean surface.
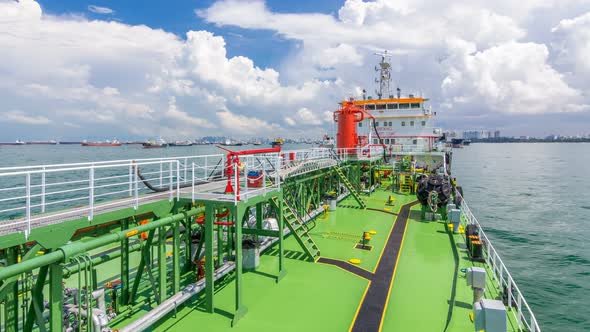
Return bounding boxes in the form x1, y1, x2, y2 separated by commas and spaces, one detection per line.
0, 142, 587, 331
453, 143, 589, 332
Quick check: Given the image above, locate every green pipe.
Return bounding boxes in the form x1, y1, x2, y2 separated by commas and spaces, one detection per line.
63, 221, 201, 279
0, 208, 203, 282
63, 242, 143, 278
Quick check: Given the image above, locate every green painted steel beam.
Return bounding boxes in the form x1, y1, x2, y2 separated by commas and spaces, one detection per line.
3, 247, 18, 332
242, 228, 280, 237
48, 263, 63, 332
173, 220, 181, 293
277, 192, 286, 283
0, 199, 177, 250
24, 264, 48, 332
62, 242, 143, 278
0, 208, 203, 284
204, 204, 214, 313
231, 204, 247, 326
131, 229, 154, 304
120, 217, 131, 306
216, 223, 223, 269
158, 227, 167, 303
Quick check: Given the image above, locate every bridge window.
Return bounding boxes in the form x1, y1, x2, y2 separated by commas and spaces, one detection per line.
413, 139, 418, 145
373, 138, 379, 144
384, 139, 390, 144
387, 103, 398, 109
410, 121, 415, 126
358, 122, 362, 127
376, 104, 386, 110
399, 103, 410, 109
375, 121, 379, 126
421, 121, 426, 126
388, 121, 392, 126
391, 139, 396, 144
411, 103, 421, 108
401, 121, 406, 126
366, 104, 376, 110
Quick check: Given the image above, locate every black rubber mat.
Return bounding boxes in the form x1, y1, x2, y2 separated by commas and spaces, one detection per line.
351, 200, 418, 332
317, 257, 374, 280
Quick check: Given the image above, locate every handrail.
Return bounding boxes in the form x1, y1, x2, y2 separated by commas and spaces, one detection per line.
458, 192, 541, 332
0, 150, 337, 237
0, 154, 225, 172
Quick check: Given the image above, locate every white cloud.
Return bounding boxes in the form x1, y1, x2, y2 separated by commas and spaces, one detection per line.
552, 12, 590, 74
88, 5, 114, 15
200, 0, 590, 134
1, 0, 590, 139
216, 110, 281, 135
295, 107, 322, 125
1, 111, 52, 125
0, 0, 337, 139
442, 41, 583, 114
164, 97, 216, 128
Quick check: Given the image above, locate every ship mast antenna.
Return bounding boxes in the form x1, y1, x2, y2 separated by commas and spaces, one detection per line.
374, 50, 392, 99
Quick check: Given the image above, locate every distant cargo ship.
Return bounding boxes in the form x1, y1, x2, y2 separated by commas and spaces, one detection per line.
0, 140, 25, 146
143, 139, 167, 148
26, 140, 57, 145
221, 139, 243, 146
169, 140, 193, 147
81, 140, 122, 147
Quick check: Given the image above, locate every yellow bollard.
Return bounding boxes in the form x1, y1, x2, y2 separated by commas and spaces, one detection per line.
322, 204, 330, 219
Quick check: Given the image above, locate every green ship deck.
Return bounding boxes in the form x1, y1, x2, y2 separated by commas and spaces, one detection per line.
0, 150, 540, 332
107, 188, 519, 332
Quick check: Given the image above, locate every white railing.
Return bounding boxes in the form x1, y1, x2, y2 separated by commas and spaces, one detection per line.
336, 145, 385, 162
280, 148, 334, 167
189, 153, 282, 204
0, 154, 226, 238
0, 149, 340, 237
389, 144, 426, 153
458, 192, 541, 332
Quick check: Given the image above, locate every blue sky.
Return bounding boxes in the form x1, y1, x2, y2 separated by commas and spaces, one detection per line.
36, 0, 344, 69
1, 0, 590, 140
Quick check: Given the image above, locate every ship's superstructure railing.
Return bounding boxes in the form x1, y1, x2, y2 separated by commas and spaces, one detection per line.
387, 142, 449, 154
458, 192, 541, 332
336, 145, 385, 162
389, 144, 426, 153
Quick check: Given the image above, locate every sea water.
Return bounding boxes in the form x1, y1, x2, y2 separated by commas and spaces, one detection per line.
453, 143, 589, 332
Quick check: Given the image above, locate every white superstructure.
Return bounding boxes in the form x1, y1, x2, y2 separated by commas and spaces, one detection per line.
341, 52, 444, 154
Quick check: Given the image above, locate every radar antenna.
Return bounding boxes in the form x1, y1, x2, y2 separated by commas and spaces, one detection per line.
374, 50, 392, 99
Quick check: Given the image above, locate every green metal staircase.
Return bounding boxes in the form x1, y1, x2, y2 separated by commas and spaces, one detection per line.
333, 166, 367, 209
271, 196, 320, 262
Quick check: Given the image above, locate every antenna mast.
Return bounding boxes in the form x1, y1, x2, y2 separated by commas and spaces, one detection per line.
374, 50, 392, 99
